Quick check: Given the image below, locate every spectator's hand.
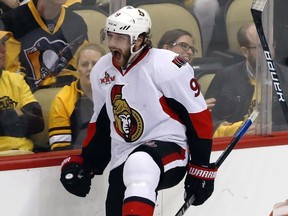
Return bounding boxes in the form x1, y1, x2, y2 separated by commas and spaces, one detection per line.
184, 162, 217, 206
0, 0, 20, 9
219, 121, 232, 127
60, 155, 93, 197
205, 98, 216, 111
14, 108, 23, 116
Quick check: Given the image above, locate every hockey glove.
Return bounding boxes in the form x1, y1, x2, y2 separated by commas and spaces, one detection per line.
184, 162, 217, 205
60, 155, 93, 197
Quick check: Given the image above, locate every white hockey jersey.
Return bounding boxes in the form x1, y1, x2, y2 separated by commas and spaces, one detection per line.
82, 47, 213, 171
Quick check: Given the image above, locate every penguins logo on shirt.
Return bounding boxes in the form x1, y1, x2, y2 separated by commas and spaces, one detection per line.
111, 85, 144, 142
24, 37, 69, 82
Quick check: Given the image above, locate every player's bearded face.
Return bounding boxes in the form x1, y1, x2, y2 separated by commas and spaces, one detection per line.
107, 32, 131, 67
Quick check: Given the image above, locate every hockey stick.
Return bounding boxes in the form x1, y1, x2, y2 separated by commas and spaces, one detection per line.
175, 109, 259, 216
251, 0, 288, 124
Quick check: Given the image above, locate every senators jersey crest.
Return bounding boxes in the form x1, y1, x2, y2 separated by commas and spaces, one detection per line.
111, 84, 144, 142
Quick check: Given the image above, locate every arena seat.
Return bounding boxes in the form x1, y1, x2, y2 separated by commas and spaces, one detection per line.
196, 71, 217, 97
224, 0, 253, 53
68, 6, 109, 52
30, 87, 62, 152
132, 1, 203, 57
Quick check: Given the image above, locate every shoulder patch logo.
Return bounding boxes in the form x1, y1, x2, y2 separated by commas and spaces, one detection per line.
100, 72, 115, 85
172, 55, 187, 68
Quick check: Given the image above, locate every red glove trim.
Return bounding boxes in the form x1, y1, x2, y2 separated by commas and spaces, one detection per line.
61, 155, 83, 170
187, 164, 217, 180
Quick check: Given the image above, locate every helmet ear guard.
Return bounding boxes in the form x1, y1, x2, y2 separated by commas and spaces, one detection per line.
105, 5, 152, 45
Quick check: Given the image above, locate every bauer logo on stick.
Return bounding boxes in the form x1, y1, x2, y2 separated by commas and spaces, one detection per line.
264, 51, 285, 102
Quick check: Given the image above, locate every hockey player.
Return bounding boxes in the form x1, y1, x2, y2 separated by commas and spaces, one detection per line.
60, 5, 217, 216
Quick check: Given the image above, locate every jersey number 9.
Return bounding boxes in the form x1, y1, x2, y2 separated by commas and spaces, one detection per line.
190, 78, 200, 97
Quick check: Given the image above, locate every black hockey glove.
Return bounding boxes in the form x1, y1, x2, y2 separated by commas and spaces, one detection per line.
184, 162, 217, 206
60, 155, 94, 197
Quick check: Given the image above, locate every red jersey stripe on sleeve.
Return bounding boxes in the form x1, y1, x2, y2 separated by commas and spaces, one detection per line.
189, 109, 213, 139
82, 122, 96, 148
159, 96, 183, 124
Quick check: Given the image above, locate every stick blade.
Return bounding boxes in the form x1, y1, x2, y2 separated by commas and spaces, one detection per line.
251, 0, 267, 11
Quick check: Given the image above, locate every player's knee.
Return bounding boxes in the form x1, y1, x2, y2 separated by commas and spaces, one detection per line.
123, 151, 160, 199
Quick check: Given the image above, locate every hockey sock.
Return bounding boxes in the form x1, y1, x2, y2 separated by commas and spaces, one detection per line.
122, 196, 155, 216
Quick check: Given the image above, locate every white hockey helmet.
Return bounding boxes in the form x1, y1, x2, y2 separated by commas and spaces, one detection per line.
105, 5, 152, 44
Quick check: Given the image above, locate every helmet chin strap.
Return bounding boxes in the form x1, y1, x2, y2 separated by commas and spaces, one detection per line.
121, 37, 146, 70
127, 44, 145, 65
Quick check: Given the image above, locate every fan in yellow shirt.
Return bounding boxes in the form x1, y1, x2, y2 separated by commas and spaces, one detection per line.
48, 43, 106, 150
0, 31, 44, 154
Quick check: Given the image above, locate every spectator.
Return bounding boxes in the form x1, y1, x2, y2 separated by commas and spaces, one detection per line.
1, 0, 88, 92
158, 28, 216, 110
205, 22, 288, 137
0, 0, 21, 16
274, 0, 288, 65
48, 43, 106, 151
60, 5, 216, 216
157, 28, 198, 64
182, 0, 221, 56
0, 30, 44, 154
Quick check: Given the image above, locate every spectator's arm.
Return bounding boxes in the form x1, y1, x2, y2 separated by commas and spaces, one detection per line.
0, 0, 20, 9
19, 102, 44, 135
0, 102, 44, 137
4, 37, 22, 74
